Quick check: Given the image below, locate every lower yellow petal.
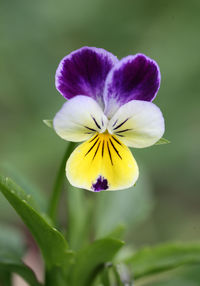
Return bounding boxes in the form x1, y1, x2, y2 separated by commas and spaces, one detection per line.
66, 133, 139, 191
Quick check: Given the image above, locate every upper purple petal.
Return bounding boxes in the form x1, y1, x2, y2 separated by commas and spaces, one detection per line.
103, 54, 161, 117
55, 47, 118, 107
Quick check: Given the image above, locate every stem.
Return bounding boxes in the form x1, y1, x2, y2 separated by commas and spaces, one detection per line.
48, 142, 75, 224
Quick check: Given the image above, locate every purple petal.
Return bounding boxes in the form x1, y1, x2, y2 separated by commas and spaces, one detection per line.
103, 54, 161, 117
55, 47, 118, 107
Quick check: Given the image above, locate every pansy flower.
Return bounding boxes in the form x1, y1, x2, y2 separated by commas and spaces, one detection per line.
53, 47, 164, 192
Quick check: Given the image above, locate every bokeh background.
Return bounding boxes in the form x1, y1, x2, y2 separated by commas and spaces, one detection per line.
1, 0, 200, 285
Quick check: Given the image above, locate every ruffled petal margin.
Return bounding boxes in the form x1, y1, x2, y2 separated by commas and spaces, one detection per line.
56, 46, 118, 108
104, 54, 161, 118
53, 96, 108, 142
108, 100, 165, 148
66, 133, 139, 191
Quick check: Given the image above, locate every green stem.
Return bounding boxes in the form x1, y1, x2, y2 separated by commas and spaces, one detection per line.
48, 142, 75, 224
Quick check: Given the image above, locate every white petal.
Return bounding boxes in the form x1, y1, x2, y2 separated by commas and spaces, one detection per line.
108, 100, 165, 148
53, 96, 108, 142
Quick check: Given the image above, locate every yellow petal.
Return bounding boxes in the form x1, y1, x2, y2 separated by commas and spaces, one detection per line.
66, 133, 139, 191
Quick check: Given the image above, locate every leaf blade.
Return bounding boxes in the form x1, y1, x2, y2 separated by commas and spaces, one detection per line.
71, 238, 124, 286
43, 119, 53, 128
125, 242, 200, 280
0, 175, 71, 270
0, 262, 42, 286
154, 137, 170, 145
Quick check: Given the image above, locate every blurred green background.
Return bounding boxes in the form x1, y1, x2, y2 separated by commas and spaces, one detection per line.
1, 0, 200, 284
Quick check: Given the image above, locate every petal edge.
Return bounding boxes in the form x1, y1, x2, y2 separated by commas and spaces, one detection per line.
56, 47, 118, 107
53, 96, 108, 142
104, 54, 161, 118
108, 100, 165, 148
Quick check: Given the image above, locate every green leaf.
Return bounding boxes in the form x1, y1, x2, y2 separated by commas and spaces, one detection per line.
70, 238, 124, 286
45, 266, 69, 286
100, 266, 111, 286
0, 227, 41, 286
0, 225, 26, 285
105, 224, 126, 240
112, 265, 124, 286
0, 260, 42, 286
0, 270, 11, 286
154, 137, 170, 145
0, 175, 73, 270
43, 119, 53, 128
133, 266, 200, 286
124, 242, 200, 280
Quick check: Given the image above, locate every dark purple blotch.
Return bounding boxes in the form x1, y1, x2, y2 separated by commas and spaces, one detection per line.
92, 176, 109, 192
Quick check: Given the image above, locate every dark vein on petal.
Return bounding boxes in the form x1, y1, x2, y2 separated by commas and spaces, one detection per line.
89, 134, 98, 142
113, 118, 129, 130
116, 134, 124, 137
112, 136, 122, 145
116, 128, 132, 134
107, 141, 113, 165
85, 138, 99, 156
102, 140, 104, 157
112, 119, 118, 127
109, 139, 122, 159
91, 115, 101, 129
84, 126, 98, 132
93, 141, 101, 160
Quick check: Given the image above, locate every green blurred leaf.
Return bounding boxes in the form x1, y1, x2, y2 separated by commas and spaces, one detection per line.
94, 168, 154, 238
0, 225, 25, 285
105, 224, 126, 240
70, 238, 124, 286
125, 242, 200, 280
0, 269, 11, 286
100, 266, 110, 286
43, 119, 53, 129
0, 225, 41, 286
154, 138, 170, 145
45, 266, 69, 286
0, 175, 73, 271
0, 259, 41, 286
136, 265, 200, 286
112, 265, 124, 286
100, 264, 128, 286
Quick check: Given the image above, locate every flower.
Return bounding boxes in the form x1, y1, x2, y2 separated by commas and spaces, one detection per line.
53, 47, 165, 192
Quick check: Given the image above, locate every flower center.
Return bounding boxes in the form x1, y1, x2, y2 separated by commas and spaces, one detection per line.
85, 132, 122, 166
